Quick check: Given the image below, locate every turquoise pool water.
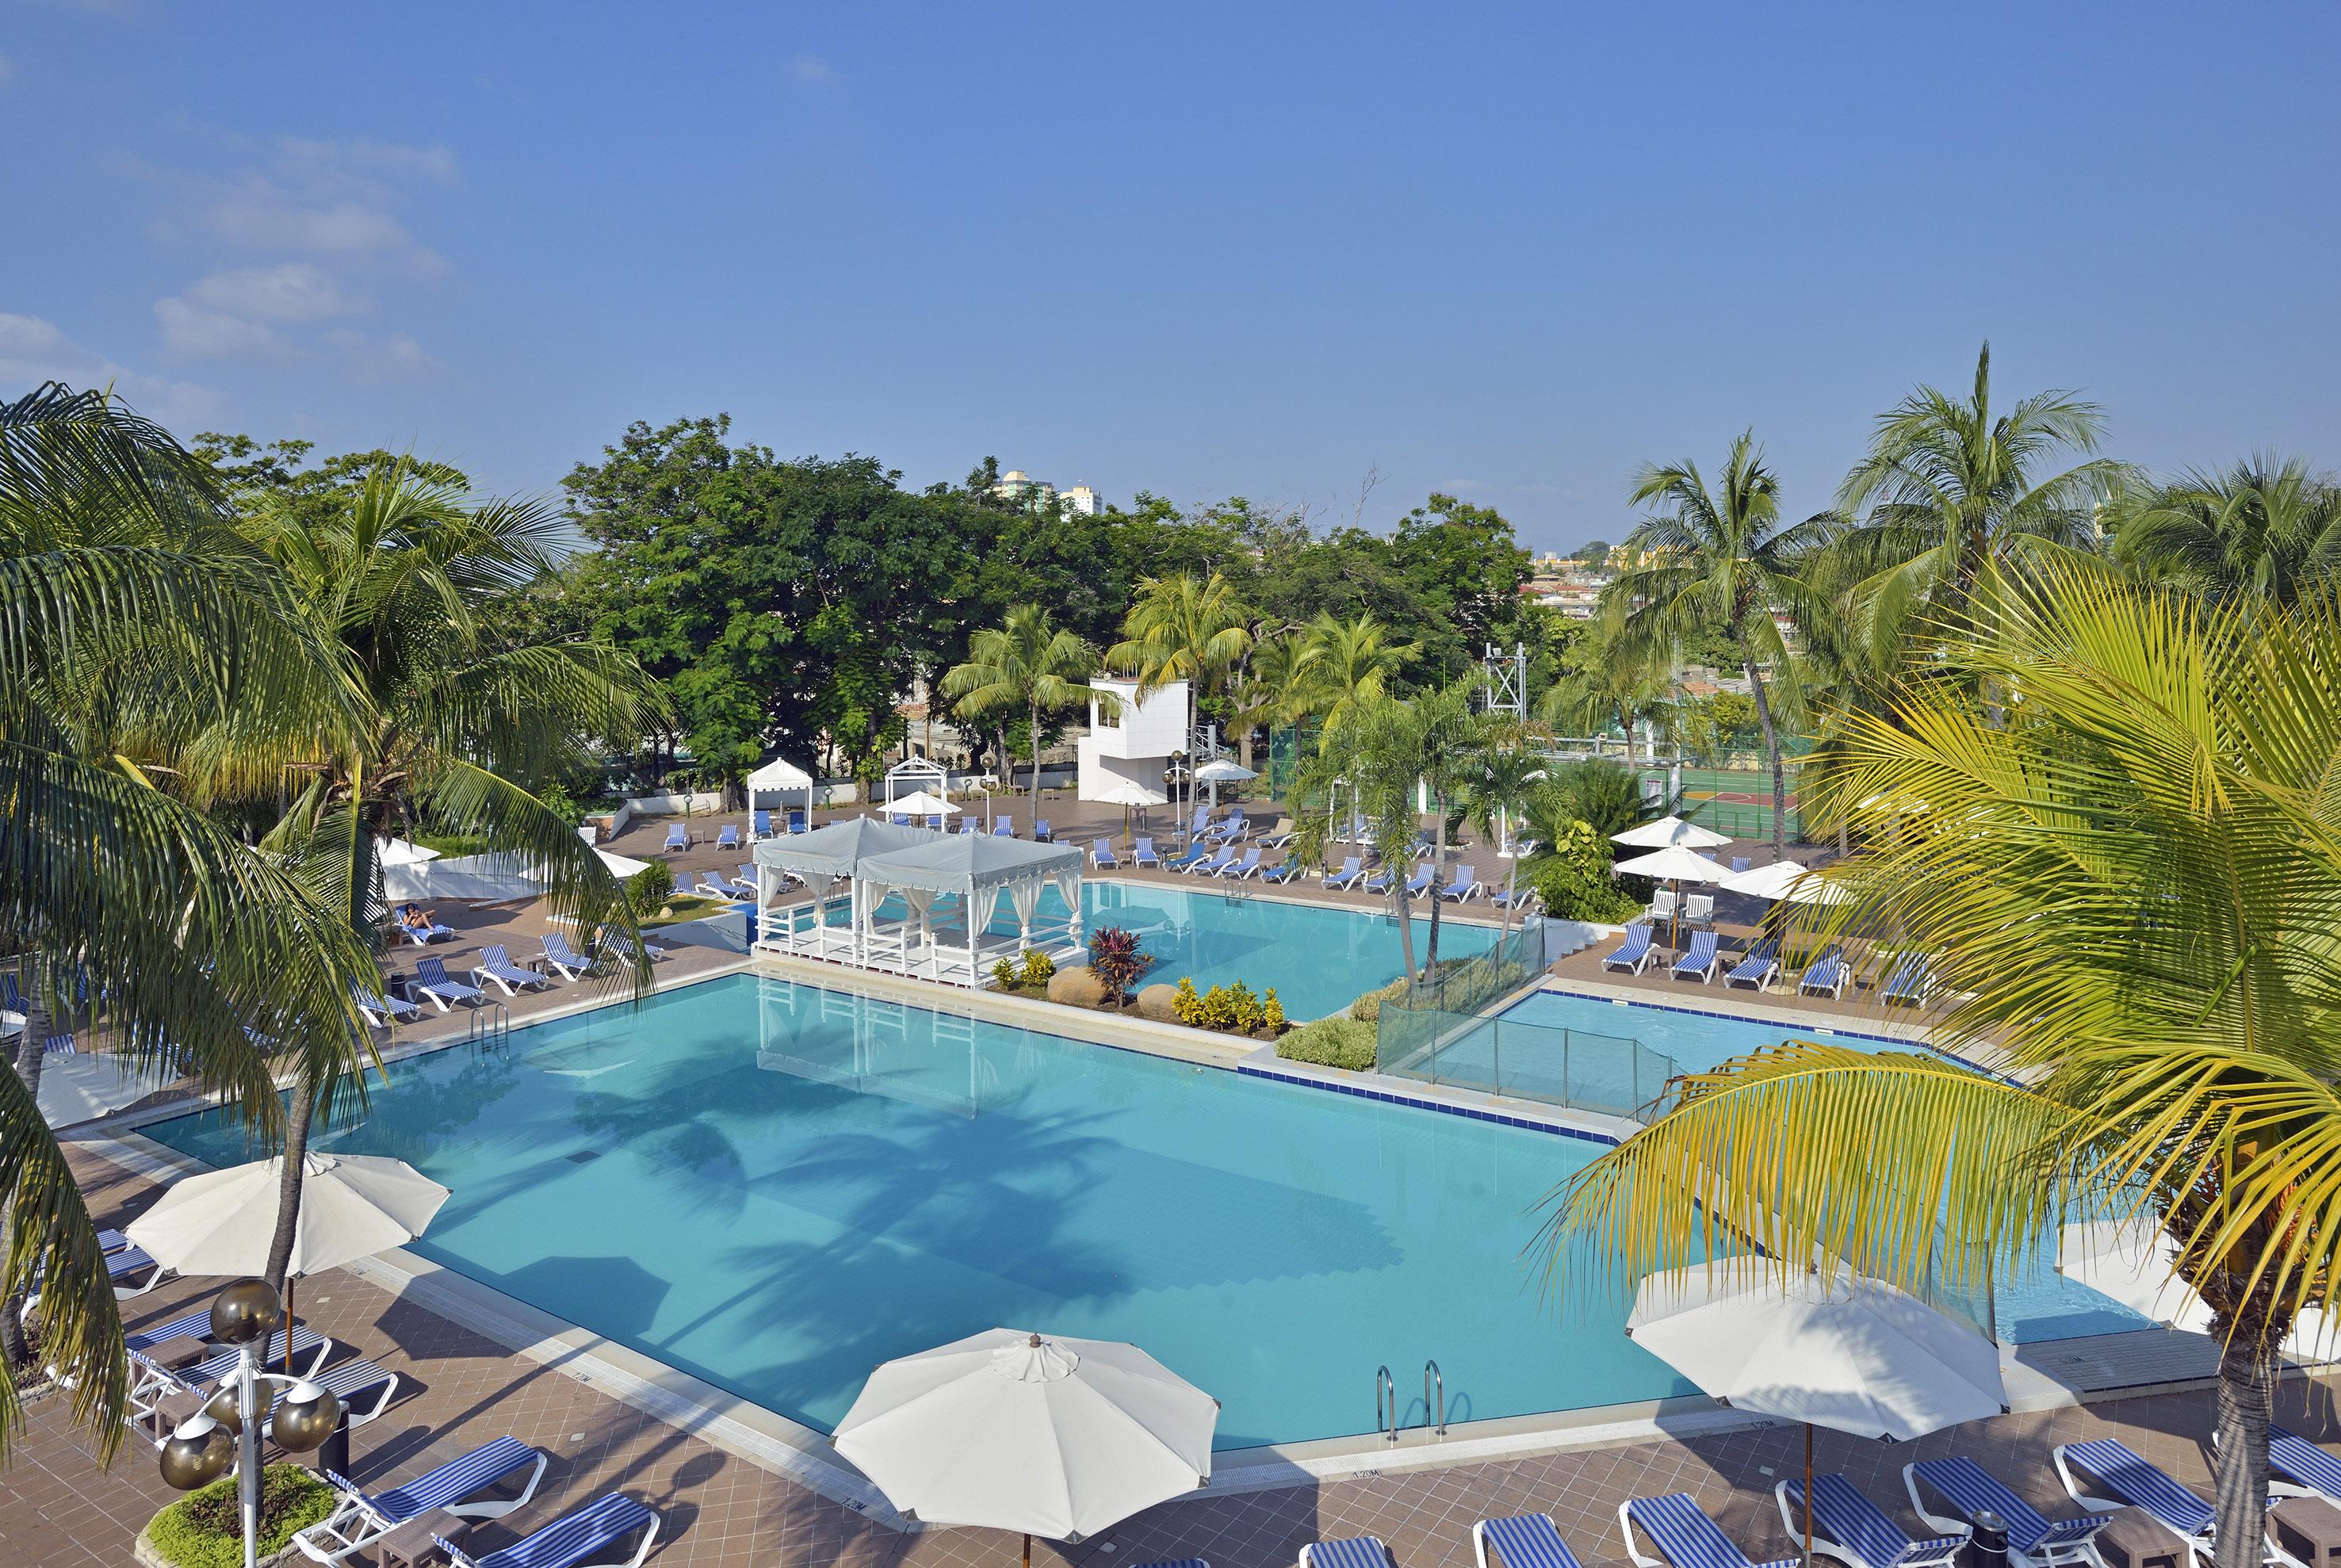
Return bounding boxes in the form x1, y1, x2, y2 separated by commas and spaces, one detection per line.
1482, 989, 2155, 1344
853, 880, 1501, 1021
144, 973, 1687, 1448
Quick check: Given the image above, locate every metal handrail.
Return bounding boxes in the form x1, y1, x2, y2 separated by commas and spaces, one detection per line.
1424, 1360, 1445, 1438
468, 1002, 510, 1052
1375, 1365, 1397, 1444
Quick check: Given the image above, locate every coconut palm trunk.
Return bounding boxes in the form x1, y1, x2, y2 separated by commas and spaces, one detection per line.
1740, 640, 1788, 855
1029, 696, 1044, 805
0, 1008, 52, 1371
1424, 808, 1448, 978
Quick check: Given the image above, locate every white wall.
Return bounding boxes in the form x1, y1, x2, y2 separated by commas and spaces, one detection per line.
1086, 677, 1185, 759
1074, 745, 1170, 805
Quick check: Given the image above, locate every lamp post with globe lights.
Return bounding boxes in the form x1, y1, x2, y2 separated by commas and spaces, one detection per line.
155, 1276, 342, 1568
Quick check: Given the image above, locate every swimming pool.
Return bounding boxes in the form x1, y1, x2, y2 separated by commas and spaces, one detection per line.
1477, 989, 2155, 1344
852, 880, 1501, 1022
144, 973, 1688, 1448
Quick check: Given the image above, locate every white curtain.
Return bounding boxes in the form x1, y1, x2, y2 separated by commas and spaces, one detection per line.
1007, 878, 1045, 949
1054, 867, 1083, 947
897, 885, 938, 950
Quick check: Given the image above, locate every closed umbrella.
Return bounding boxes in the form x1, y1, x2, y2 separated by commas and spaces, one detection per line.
834, 1327, 1218, 1567
1629, 1265, 2007, 1566
1612, 815, 1731, 850
128, 1152, 449, 1369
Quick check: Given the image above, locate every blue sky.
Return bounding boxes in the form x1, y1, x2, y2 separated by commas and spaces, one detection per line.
4, 2, 2337, 550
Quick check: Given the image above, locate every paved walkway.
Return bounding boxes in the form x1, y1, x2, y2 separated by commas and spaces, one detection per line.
13, 1143, 2341, 1568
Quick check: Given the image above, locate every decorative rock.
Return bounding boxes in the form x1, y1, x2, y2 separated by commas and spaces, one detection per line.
1046, 967, 1110, 1009
1134, 984, 1182, 1023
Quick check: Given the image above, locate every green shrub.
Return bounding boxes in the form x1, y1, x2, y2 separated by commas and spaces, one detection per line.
626, 859, 675, 917
147, 1465, 335, 1568
991, 958, 1021, 990
1349, 975, 1411, 1021
1277, 1015, 1379, 1072
1019, 949, 1057, 985
1262, 988, 1286, 1033
1530, 819, 1643, 923
1172, 976, 1202, 1025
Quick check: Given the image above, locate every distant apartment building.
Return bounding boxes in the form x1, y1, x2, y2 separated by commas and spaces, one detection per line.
991, 469, 1103, 515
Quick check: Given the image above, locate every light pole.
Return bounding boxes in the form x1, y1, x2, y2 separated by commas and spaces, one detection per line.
156, 1276, 343, 1568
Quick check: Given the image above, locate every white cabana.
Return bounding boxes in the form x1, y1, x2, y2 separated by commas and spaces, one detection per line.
855, 833, 1086, 986
751, 817, 934, 963
747, 755, 817, 835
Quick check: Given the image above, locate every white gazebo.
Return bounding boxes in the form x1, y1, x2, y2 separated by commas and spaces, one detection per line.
748, 755, 817, 835
855, 833, 1086, 986
881, 756, 951, 823
752, 817, 933, 963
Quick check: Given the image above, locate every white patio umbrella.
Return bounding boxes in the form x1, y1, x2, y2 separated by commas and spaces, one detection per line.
128, 1152, 449, 1369
834, 1327, 1219, 1566
1193, 757, 1255, 817
1717, 860, 1851, 904
1086, 771, 1165, 846
1612, 815, 1731, 851
1629, 1264, 2007, 1565
1613, 844, 1733, 950
2057, 1221, 2339, 1357
882, 790, 960, 820
373, 836, 440, 866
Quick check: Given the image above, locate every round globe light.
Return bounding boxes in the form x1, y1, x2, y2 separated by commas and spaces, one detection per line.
208, 1277, 281, 1347
159, 1414, 235, 1490
198, 1384, 250, 1437
270, 1379, 342, 1453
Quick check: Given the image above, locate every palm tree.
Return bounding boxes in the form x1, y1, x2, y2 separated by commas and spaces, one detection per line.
1290, 610, 1416, 750
1410, 683, 1486, 976
0, 385, 381, 1454
1107, 572, 1253, 758
941, 604, 1107, 804
1457, 722, 1553, 936
1290, 695, 1434, 981
1538, 626, 1676, 767
1830, 341, 2129, 660
2106, 454, 2341, 610
1540, 560, 2341, 1568
222, 458, 666, 1298
1610, 432, 1832, 855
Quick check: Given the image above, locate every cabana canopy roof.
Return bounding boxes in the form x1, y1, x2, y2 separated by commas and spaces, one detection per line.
752, 817, 933, 880
748, 756, 815, 790
857, 832, 1084, 896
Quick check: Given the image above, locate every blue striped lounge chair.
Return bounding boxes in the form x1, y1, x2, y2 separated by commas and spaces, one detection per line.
1731, 855, 1752, 874
788, 808, 809, 833
1438, 865, 1479, 902
695, 872, 744, 901
601, 931, 671, 966
1090, 839, 1121, 869
1219, 847, 1262, 879
752, 809, 774, 839
413, 958, 486, 1010
1799, 945, 1850, 1000
2269, 1426, 2341, 1506
1130, 836, 1161, 868
1299, 1538, 1390, 1568
1882, 953, 1934, 1008
730, 864, 762, 897
714, 824, 741, 851
1779, 1473, 1968, 1568
1131, 1560, 1210, 1568
993, 819, 1016, 837
1490, 881, 1538, 913
1671, 928, 1722, 983
1402, 861, 1435, 897
437, 1493, 661, 1568
1474, 1512, 1584, 1568
961, 821, 981, 836
541, 932, 598, 981
300, 1439, 549, 1564
268, 1358, 401, 1437
470, 945, 550, 997
1323, 855, 1365, 889
1260, 857, 1304, 885
0, 976, 75, 1054
662, 824, 689, 852
1620, 1492, 1799, 1568
100, 1242, 164, 1298
1724, 938, 1780, 991
2052, 1440, 2225, 1562
395, 907, 457, 946
1903, 1456, 2111, 1568
1604, 924, 1658, 975
1032, 818, 1050, 841
352, 984, 420, 1027
1188, 846, 1237, 877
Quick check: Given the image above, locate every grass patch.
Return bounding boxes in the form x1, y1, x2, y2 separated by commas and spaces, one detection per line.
146, 1465, 335, 1568
1276, 1015, 1378, 1072
640, 894, 728, 927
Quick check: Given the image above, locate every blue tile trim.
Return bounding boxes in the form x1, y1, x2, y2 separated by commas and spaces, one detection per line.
1234, 1062, 1621, 1146
1509, 986, 1992, 1073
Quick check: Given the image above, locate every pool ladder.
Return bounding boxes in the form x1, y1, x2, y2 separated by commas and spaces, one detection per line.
1374, 1360, 1447, 1444
468, 1002, 510, 1054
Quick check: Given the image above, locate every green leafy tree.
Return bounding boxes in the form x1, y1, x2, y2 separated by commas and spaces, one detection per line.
1289, 611, 1417, 751
940, 605, 1107, 802
1543, 561, 2341, 1568
1457, 722, 1555, 934
1570, 539, 1612, 566
1830, 341, 2129, 660
1610, 432, 1830, 854
0, 386, 381, 1454
2105, 454, 2341, 610
1107, 571, 1254, 754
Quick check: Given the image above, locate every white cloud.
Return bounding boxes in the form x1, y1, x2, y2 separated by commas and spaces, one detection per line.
153, 296, 286, 361
185, 262, 367, 324
0, 312, 226, 426
786, 52, 836, 83
326, 327, 442, 384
